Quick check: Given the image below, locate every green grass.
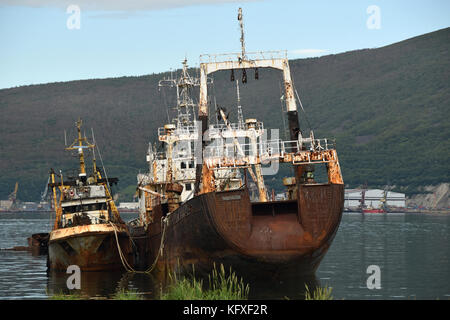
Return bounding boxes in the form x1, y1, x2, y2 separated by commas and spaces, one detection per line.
304, 284, 333, 300
48, 288, 143, 300
48, 290, 84, 300
160, 263, 250, 300
112, 288, 143, 300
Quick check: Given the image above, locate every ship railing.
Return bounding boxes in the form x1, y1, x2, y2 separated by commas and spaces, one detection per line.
147, 136, 336, 170
203, 138, 336, 167
152, 153, 196, 162
209, 122, 264, 134
56, 166, 100, 180
204, 138, 335, 157
158, 125, 199, 139
176, 125, 198, 134
199, 50, 288, 64
279, 138, 336, 154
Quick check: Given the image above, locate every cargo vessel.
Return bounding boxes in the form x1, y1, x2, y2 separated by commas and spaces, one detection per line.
47, 119, 134, 271
360, 187, 387, 214
132, 8, 344, 278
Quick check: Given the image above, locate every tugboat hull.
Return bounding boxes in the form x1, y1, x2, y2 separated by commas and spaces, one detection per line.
146, 183, 343, 277
48, 224, 133, 271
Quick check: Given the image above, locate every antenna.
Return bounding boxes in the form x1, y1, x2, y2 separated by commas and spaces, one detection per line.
236, 80, 244, 128
238, 8, 247, 61
279, 81, 288, 139
236, 79, 241, 104
91, 128, 98, 178
214, 96, 219, 125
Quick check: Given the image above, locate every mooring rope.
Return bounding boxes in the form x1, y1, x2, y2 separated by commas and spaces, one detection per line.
110, 222, 135, 272
110, 215, 169, 274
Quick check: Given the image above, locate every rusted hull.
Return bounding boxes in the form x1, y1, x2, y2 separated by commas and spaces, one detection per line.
48, 224, 133, 272
145, 183, 343, 278
27, 233, 49, 255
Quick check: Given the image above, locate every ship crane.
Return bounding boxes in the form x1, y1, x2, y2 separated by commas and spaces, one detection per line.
216, 107, 268, 202
40, 176, 50, 203
8, 182, 19, 203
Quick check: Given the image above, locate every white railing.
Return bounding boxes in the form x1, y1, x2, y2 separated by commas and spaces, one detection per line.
209, 122, 264, 134
204, 138, 335, 161
158, 125, 199, 138
199, 50, 288, 64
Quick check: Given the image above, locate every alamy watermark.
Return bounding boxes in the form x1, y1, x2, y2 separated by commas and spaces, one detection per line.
366, 265, 381, 289
66, 4, 81, 30
189, 121, 282, 176
366, 5, 381, 30
66, 265, 81, 289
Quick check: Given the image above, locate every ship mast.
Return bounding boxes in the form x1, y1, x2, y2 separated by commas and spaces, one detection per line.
178, 59, 197, 126
158, 59, 202, 128
238, 7, 247, 61
65, 118, 95, 179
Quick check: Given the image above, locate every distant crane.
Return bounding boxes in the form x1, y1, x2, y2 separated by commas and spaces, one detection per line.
8, 182, 18, 203
40, 177, 50, 202
7, 182, 19, 210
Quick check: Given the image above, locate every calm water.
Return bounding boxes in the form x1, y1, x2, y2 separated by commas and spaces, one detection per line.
0, 211, 448, 300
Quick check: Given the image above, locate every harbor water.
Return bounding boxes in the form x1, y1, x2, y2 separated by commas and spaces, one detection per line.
0, 211, 448, 300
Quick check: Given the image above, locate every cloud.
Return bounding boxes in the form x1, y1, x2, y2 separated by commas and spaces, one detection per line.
289, 49, 328, 56
0, 0, 256, 11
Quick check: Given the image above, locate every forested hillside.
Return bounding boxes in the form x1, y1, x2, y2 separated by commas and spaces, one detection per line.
0, 27, 448, 201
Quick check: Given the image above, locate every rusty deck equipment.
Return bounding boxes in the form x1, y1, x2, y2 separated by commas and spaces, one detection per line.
132, 8, 344, 278
47, 119, 134, 271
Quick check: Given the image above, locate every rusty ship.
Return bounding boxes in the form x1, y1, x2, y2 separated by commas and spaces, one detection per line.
132, 8, 344, 278
47, 119, 134, 271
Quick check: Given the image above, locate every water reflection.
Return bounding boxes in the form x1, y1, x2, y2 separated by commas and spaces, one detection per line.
46, 271, 159, 299
246, 272, 320, 300
46, 268, 319, 300
317, 212, 450, 299
1, 212, 449, 299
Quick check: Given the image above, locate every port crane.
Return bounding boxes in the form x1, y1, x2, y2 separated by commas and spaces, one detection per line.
8, 182, 18, 203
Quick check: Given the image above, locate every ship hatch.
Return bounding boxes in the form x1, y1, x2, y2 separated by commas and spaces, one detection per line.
251, 200, 298, 216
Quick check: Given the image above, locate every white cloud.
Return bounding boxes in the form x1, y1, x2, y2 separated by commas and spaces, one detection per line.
0, 0, 256, 11
289, 49, 328, 56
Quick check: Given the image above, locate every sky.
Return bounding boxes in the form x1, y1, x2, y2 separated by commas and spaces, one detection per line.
0, 0, 449, 89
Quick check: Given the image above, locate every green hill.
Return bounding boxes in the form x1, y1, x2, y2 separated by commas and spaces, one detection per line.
0, 27, 449, 201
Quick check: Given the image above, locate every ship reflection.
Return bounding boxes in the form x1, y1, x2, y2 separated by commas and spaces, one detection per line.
245, 272, 320, 300
46, 271, 158, 299
47, 268, 319, 300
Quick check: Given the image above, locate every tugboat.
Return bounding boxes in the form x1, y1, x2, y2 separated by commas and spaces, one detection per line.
133, 8, 344, 278
47, 119, 134, 271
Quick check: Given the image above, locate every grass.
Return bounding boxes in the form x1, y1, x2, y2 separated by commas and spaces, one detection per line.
48, 290, 84, 300
112, 288, 143, 300
304, 284, 333, 300
160, 263, 250, 300
47, 288, 143, 300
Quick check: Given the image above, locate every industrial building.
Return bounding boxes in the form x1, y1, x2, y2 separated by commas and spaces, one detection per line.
118, 202, 139, 210
345, 189, 406, 211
